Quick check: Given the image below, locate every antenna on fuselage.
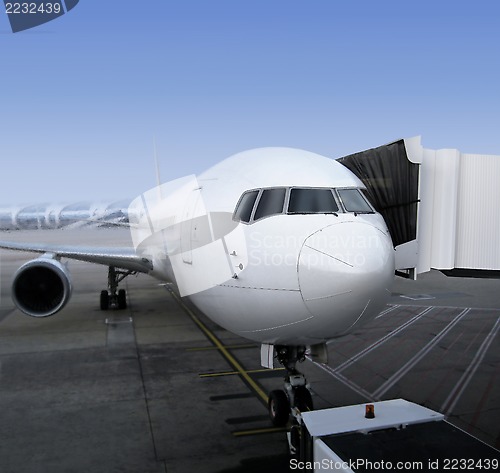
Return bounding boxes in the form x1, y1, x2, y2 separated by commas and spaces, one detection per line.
153, 135, 162, 187
153, 135, 164, 201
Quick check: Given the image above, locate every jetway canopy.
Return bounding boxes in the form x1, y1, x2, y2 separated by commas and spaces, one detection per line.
338, 136, 500, 277
337, 139, 419, 248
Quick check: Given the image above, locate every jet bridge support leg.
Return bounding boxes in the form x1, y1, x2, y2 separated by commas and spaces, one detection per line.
100, 266, 134, 311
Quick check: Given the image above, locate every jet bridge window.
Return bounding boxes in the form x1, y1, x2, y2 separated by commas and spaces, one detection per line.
234, 190, 259, 223
288, 188, 339, 214
337, 188, 374, 213
254, 188, 286, 221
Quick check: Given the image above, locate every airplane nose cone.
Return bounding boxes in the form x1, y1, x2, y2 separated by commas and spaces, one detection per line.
298, 221, 395, 333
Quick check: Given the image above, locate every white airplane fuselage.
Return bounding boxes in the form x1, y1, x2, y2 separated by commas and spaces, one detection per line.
131, 148, 395, 346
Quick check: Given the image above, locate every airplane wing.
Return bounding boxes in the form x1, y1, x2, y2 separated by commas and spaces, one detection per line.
0, 240, 153, 273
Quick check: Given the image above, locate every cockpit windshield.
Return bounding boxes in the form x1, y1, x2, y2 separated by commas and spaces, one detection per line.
254, 188, 286, 221
233, 190, 259, 223
288, 188, 339, 214
233, 187, 373, 223
337, 188, 373, 213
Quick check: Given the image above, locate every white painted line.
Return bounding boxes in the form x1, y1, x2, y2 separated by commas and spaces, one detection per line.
335, 306, 435, 373
105, 317, 133, 325
400, 294, 435, 301
396, 303, 500, 312
314, 362, 375, 402
375, 304, 400, 319
372, 308, 471, 399
441, 316, 500, 416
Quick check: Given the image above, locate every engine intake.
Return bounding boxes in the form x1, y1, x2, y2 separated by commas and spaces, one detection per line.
12, 257, 73, 317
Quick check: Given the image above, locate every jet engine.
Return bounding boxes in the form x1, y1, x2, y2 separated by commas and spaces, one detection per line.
12, 257, 73, 317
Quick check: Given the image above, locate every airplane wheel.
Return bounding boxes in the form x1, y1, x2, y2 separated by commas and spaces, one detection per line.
118, 289, 127, 310
294, 386, 313, 412
268, 390, 290, 427
100, 290, 109, 310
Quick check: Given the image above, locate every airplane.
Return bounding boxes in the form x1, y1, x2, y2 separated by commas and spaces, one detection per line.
0, 147, 395, 427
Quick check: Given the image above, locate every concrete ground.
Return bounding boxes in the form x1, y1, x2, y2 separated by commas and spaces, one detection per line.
0, 229, 498, 472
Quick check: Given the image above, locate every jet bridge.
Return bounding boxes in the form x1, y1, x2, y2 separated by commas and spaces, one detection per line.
338, 139, 420, 278
338, 136, 500, 278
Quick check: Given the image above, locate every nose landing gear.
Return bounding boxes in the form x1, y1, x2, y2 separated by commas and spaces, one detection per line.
268, 345, 314, 427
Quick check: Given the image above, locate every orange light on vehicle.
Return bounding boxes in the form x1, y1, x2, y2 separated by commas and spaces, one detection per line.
365, 404, 375, 419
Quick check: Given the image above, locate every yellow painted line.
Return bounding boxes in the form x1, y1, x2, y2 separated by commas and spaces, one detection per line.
232, 426, 287, 437
249, 367, 285, 373
199, 367, 285, 378
187, 343, 257, 352
168, 289, 269, 404
199, 370, 240, 378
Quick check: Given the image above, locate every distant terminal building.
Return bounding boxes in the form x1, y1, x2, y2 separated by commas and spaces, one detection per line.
0, 200, 130, 230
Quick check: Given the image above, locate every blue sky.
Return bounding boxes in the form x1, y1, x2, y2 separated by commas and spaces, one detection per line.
1, 0, 499, 204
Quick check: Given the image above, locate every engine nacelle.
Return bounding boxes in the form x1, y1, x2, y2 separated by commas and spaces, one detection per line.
12, 257, 73, 317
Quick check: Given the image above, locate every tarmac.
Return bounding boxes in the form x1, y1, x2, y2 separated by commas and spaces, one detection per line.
0, 229, 499, 472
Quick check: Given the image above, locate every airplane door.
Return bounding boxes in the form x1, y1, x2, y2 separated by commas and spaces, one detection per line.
180, 188, 204, 264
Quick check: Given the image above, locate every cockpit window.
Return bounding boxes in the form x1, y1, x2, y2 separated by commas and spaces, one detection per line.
234, 186, 373, 224
288, 188, 339, 214
254, 188, 286, 221
234, 190, 259, 223
337, 188, 374, 213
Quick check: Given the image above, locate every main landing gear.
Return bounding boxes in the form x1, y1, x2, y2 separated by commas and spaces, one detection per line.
268, 345, 314, 427
99, 266, 134, 311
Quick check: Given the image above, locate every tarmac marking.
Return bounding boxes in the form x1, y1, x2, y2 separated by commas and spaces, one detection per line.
210, 393, 255, 401
166, 288, 269, 405
470, 359, 500, 434
335, 306, 435, 373
231, 426, 287, 437
199, 368, 284, 378
372, 308, 471, 399
396, 303, 500, 312
200, 370, 243, 378
106, 314, 136, 346
375, 304, 400, 319
424, 329, 469, 402
313, 361, 375, 401
441, 315, 500, 416
187, 343, 257, 352
104, 317, 133, 324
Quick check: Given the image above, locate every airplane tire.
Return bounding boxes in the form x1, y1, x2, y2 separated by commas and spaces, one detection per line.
100, 290, 109, 311
268, 390, 290, 427
118, 289, 127, 310
294, 386, 313, 412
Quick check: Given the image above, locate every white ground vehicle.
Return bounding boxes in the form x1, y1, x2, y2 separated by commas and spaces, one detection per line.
290, 399, 499, 472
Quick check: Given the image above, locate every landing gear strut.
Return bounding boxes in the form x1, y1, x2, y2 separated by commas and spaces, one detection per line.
268, 345, 314, 427
100, 266, 134, 310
